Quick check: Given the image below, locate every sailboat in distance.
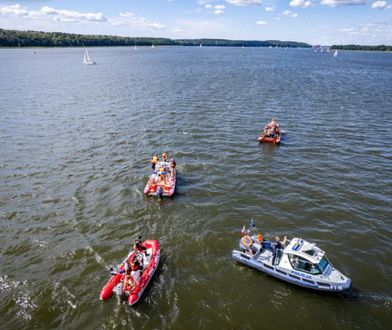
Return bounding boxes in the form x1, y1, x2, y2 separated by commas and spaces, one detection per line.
333, 50, 338, 58
83, 49, 96, 65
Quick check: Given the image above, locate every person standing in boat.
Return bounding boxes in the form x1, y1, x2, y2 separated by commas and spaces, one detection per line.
272, 236, 287, 264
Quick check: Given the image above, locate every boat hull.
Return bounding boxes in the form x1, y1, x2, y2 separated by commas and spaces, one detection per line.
258, 133, 281, 144
100, 240, 160, 305
232, 250, 351, 292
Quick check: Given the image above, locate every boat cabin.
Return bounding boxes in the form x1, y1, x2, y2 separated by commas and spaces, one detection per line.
282, 238, 332, 275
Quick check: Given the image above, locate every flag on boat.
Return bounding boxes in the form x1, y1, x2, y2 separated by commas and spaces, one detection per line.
241, 225, 246, 235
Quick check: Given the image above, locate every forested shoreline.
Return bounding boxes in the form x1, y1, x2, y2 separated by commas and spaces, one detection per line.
0, 29, 310, 48
331, 44, 392, 51
1, 29, 390, 51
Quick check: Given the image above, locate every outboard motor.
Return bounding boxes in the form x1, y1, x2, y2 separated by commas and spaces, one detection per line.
157, 186, 163, 199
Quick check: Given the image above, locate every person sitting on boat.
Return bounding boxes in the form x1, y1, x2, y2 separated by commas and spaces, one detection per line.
122, 260, 141, 293
241, 235, 254, 256
158, 168, 170, 187
150, 154, 158, 171
169, 158, 176, 178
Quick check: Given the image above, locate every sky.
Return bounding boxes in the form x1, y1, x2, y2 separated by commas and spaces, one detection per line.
0, 0, 391, 45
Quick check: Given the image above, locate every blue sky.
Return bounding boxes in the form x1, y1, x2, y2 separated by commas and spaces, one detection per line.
0, 0, 391, 44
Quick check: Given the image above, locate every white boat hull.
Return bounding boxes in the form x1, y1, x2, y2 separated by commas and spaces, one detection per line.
232, 249, 351, 292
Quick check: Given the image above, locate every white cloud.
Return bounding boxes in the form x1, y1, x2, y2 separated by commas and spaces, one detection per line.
225, 0, 262, 6
110, 14, 166, 30
256, 20, 268, 25
205, 4, 226, 15
0, 4, 29, 17
265, 6, 275, 11
282, 10, 298, 17
0, 4, 107, 23
371, 1, 392, 9
289, 0, 313, 8
320, 0, 367, 7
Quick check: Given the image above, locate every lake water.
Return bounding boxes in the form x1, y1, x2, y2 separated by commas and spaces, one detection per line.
0, 46, 391, 329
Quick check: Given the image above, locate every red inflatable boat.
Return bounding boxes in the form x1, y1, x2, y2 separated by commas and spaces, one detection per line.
99, 240, 160, 306
144, 161, 176, 197
258, 132, 281, 144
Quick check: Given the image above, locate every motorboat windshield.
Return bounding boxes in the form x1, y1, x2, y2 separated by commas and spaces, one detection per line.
288, 253, 331, 275
318, 256, 331, 273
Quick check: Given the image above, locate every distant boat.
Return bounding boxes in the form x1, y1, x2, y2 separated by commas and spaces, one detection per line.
269, 46, 272, 49
334, 50, 338, 58
200, 44, 202, 47
83, 49, 95, 65
151, 43, 155, 48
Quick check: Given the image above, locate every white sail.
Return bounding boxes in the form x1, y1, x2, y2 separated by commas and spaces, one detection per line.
334, 50, 338, 58
83, 50, 95, 65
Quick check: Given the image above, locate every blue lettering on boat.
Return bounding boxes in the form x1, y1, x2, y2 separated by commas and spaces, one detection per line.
291, 271, 312, 279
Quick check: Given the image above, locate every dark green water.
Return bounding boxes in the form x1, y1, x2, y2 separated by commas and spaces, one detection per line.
0, 47, 391, 329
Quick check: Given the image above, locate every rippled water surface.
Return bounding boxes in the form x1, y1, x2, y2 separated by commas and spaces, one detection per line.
0, 47, 391, 329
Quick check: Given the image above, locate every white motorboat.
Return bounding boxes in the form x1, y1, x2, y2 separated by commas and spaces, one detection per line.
232, 223, 351, 292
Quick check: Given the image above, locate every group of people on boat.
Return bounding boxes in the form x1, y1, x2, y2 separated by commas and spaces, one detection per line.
149, 152, 176, 187
261, 118, 280, 138
241, 226, 287, 262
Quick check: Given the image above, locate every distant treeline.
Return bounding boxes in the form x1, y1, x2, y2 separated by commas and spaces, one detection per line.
331, 44, 392, 52
0, 28, 311, 48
